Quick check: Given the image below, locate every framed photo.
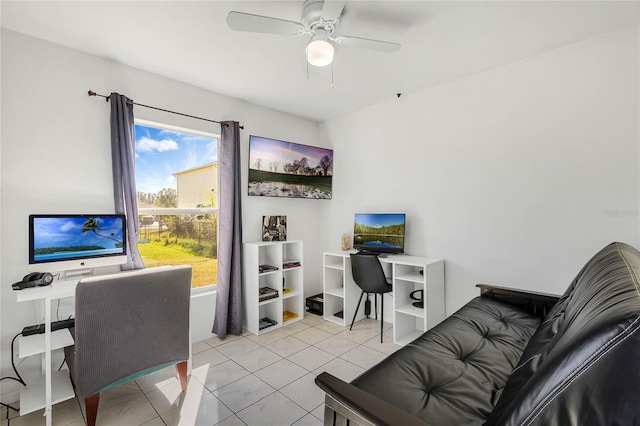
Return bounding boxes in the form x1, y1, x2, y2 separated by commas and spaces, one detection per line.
262, 216, 287, 241
248, 135, 333, 199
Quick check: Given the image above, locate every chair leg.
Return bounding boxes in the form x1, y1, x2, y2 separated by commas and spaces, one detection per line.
364, 294, 371, 317
380, 294, 384, 343
350, 291, 365, 331
176, 361, 189, 392
85, 393, 100, 426
374, 294, 378, 320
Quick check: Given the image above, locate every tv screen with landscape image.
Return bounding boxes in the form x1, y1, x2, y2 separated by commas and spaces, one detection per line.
353, 213, 406, 254
29, 214, 127, 273
248, 135, 333, 199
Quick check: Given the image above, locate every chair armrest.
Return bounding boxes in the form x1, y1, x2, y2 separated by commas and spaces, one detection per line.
315, 372, 432, 426
476, 284, 560, 318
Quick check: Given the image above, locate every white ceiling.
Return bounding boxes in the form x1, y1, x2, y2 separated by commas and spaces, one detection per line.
2, 1, 638, 122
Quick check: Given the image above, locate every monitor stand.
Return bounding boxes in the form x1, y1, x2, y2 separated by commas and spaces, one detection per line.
356, 250, 382, 257
58, 268, 95, 279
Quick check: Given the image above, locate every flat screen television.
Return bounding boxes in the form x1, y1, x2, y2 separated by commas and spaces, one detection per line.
353, 213, 406, 254
248, 135, 333, 199
29, 214, 127, 274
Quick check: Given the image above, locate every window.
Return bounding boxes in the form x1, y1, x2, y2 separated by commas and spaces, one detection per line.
134, 119, 219, 288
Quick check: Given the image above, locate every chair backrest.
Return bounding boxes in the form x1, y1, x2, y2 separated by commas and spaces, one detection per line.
71, 265, 192, 397
350, 254, 390, 294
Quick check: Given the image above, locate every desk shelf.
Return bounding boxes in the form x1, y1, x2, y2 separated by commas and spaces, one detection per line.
394, 329, 424, 347
392, 259, 445, 345
395, 271, 425, 283
19, 370, 75, 416
395, 303, 426, 318
322, 253, 364, 327
18, 329, 73, 359
325, 286, 344, 298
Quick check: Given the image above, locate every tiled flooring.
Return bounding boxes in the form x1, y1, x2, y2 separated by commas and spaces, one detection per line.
2, 315, 400, 426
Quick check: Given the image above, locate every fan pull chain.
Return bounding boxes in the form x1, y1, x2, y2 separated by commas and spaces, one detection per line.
331, 61, 334, 88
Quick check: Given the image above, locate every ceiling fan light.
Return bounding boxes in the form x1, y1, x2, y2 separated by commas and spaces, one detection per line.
307, 39, 334, 67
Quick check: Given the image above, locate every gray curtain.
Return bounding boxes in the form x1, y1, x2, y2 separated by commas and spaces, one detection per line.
110, 92, 145, 270
212, 121, 243, 338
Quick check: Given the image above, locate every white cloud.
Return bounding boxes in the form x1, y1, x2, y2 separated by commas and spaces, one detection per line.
60, 221, 79, 232
136, 137, 179, 153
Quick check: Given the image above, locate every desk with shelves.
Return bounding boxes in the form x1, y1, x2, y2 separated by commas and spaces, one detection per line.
322, 252, 445, 346
15, 277, 80, 426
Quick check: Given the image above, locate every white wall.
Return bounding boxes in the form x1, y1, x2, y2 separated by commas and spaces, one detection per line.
0, 29, 323, 401
318, 25, 640, 315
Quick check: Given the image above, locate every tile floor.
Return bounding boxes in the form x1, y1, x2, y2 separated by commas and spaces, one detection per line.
2, 314, 400, 426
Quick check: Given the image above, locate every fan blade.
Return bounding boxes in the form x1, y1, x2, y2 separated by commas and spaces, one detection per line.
334, 35, 401, 52
227, 11, 304, 36
322, 0, 346, 21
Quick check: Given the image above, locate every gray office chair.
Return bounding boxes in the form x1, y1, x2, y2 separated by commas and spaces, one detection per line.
64, 265, 192, 426
349, 254, 393, 343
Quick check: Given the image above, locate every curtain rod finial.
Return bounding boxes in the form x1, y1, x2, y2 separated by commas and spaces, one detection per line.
88, 90, 110, 102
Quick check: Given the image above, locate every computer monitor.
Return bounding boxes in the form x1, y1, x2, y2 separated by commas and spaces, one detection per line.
353, 213, 406, 254
29, 214, 127, 275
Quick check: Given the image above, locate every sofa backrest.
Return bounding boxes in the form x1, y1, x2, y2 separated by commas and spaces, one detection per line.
486, 242, 640, 426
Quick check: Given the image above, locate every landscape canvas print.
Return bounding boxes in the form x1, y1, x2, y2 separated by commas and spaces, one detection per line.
248, 135, 333, 199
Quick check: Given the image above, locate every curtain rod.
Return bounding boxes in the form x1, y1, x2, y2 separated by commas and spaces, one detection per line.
88, 90, 243, 129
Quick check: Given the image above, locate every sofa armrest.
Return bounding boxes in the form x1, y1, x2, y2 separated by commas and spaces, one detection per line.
315, 372, 432, 426
477, 284, 560, 318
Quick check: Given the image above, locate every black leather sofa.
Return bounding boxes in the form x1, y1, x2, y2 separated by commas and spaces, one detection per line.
315, 242, 640, 426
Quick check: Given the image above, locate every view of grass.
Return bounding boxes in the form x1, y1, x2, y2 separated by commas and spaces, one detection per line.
249, 169, 332, 192
138, 235, 217, 288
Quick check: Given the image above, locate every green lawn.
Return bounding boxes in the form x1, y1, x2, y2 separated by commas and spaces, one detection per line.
138, 240, 217, 288
249, 169, 332, 191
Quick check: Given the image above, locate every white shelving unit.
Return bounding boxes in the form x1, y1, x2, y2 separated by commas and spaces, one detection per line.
322, 252, 445, 346
243, 241, 304, 334
392, 257, 445, 346
322, 253, 367, 326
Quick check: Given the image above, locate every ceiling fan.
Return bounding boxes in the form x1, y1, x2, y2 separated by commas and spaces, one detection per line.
226, 0, 401, 67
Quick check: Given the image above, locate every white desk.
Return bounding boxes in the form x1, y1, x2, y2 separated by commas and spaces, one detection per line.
15, 277, 81, 426
323, 252, 445, 345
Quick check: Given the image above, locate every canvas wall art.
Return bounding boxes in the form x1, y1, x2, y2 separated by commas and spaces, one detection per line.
248, 135, 333, 199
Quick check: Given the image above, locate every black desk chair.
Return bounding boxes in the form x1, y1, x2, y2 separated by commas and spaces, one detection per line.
349, 253, 393, 343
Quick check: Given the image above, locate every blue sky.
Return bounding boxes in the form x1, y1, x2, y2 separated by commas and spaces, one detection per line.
134, 123, 218, 195
355, 213, 405, 228
34, 217, 124, 249
248, 136, 333, 172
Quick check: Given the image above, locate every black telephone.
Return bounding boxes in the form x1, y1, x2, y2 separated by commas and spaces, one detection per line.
12, 272, 54, 290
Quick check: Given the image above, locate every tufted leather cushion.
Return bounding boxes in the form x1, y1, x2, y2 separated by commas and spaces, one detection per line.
351, 297, 540, 425
485, 242, 640, 426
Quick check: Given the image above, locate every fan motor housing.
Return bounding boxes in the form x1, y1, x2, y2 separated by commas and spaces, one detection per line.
302, 0, 339, 30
